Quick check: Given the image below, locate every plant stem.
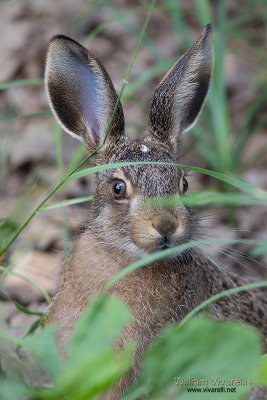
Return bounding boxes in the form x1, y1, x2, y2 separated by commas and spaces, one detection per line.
180, 281, 267, 327
0, 0, 157, 257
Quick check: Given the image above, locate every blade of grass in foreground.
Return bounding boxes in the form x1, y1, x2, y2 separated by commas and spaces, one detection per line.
1, 110, 52, 121
0, 266, 51, 304
103, 237, 266, 291
149, 191, 267, 207
38, 191, 266, 213
0, 0, 157, 258
102, 237, 267, 331
68, 161, 267, 201
0, 78, 43, 91
39, 196, 93, 212
180, 280, 267, 327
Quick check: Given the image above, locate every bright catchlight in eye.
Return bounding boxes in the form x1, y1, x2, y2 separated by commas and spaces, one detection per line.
112, 179, 126, 199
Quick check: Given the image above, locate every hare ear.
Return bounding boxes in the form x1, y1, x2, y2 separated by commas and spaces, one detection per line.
45, 35, 125, 153
148, 24, 213, 153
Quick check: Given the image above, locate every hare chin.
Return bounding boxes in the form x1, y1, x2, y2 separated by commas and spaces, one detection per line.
120, 240, 187, 262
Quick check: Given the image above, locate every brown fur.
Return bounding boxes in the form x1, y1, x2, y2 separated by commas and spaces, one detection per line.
45, 26, 266, 399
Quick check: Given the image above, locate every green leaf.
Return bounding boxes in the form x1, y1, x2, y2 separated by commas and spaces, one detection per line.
14, 302, 44, 317
50, 295, 135, 399
127, 316, 262, 399
68, 295, 132, 359
0, 378, 31, 400
260, 354, 267, 386
57, 343, 134, 400
23, 324, 63, 380
24, 319, 41, 336
250, 240, 267, 257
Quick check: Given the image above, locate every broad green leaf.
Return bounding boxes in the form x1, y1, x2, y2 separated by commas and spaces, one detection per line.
68, 295, 132, 359
250, 240, 267, 257
55, 343, 134, 400
23, 324, 63, 380
0, 378, 31, 400
260, 354, 267, 386
50, 295, 135, 399
127, 316, 262, 399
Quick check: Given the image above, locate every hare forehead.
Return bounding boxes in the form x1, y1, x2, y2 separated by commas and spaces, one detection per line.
104, 140, 181, 196
109, 139, 176, 163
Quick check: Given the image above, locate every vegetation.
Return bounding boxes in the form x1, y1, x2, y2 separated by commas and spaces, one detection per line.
0, 0, 266, 399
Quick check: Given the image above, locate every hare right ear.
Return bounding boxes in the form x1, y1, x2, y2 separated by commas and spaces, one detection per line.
148, 25, 213, 154
45, 35, 125, 153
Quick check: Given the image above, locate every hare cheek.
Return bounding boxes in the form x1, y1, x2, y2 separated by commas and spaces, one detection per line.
95, 202, 129, 235
174, 212, 187, 236
131, 217, 161, 253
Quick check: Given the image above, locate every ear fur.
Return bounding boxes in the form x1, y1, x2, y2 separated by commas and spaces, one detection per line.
148, 24, 214, 153
45, 35, 125, 153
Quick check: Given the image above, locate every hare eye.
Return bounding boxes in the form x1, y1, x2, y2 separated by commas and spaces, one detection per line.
182, 177, 188, 193
112, 180, 126, 199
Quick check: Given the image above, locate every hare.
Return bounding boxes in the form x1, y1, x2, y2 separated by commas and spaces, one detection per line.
45, 25, 266, 399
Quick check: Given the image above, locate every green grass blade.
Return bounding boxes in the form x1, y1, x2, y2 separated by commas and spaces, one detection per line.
39, 196, 93, 212
191, 125, 219, 169
14, 303, 44, 317
81, 5, 147, 47
1, 110, 52, 121
250, 239, 267, 258
147, 191, 267, 208
193, 0, 232, 173
0, 331, 24, 346
180, 280, 267, 327
103, 237, 262, 291
0, 0, 157, 257
67, 161, 267, 201
67, 143, 87, 175
164, 0, 192, 47
0, 266, 51, 304
0, 78, 43, 91
82, 18, 117, 46
97, 0, 162, 62
122, 59, 175, 101
194, 0, 212, 25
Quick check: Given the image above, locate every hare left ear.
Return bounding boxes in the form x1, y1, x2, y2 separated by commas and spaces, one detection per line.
45, 35, 125, 154
148, 24, 214, 153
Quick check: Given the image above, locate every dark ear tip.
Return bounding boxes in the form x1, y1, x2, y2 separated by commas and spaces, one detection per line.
201, 24, 212, 42
205, 23, 212, 33
48, 34, 80, 47
199, 24, 213, 52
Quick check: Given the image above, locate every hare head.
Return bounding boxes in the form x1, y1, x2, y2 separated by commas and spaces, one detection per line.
45, 25, 213, 260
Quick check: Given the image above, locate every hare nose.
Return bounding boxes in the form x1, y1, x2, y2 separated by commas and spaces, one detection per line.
152, 217, 177, 238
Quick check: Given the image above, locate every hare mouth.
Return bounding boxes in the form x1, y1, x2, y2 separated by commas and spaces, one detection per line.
158, 243, 172, 250
157, 238, 174, 251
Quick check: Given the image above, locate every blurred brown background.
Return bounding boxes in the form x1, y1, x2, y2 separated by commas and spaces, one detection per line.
0, 0, 266, 336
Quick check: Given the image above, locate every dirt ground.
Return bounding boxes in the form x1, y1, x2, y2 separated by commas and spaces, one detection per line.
0, 0, 266, 337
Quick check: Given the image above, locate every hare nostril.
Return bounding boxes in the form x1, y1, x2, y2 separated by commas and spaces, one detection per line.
152, 219, 177, 237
